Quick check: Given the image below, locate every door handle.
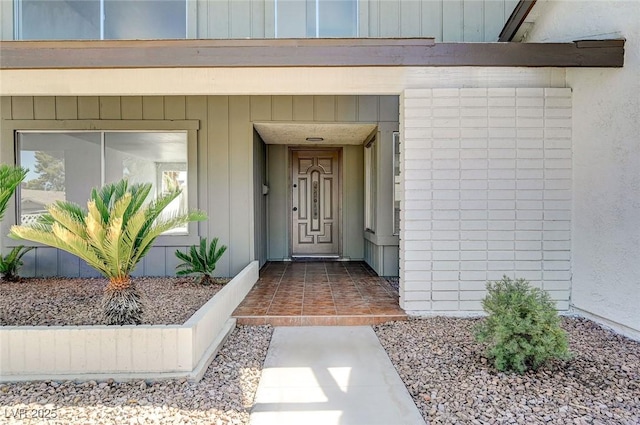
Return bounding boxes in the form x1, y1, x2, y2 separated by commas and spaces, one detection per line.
292, 207, 298, 211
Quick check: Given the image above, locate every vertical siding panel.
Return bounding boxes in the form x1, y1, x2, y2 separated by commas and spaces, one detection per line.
379, 0, 400, 37
142, 97, 165, 120
77, 97, 100, 119
166, 247, 183, 276
358, 96, 379, 122
313, 96, 335, 122
33, 97, 56, 119
336, 96, 358, 122
0, 95, 11, 166
264, 0, 275, 37
231, 0, 252, 38
358, 0, 369, 36
442, 0, 463, 41
208, 96, 231, 276
164, 96, 186, 120
484, 0, 506, 41
99, 96, 121, 119
0, 98, 11, 163
20, 248, 36, 278
251, 0, 265, 37
293, 96, 314, 121
0, 0, 14, 41
1, 96, 12, 119
463, 0, 484, 41
145, 247, 168, 277
379, 96, 400, 122
250, 96, 272, 121
197, 0, 209, 38
58, 250, 80, 277
186, 96, 209, 242
210, 0, 230, 38
400, 0, 421, 37
272, 96, 293, 121
421, 0, 443, 40
55, 97, 78, 119
228, 96, 252, 275
11, 97, 34, 119
368, 0, 380, 37
121, 96, 143, 119
35, 247, 58, 277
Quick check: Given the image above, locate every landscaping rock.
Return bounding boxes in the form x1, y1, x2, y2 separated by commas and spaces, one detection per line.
374, 317, 640, 425
0, 325, 272, 425
0, 277, 226, 326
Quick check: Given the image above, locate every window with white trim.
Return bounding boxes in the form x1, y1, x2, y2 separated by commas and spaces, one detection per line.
15, 0, 187, 40
17, 130, 190, 234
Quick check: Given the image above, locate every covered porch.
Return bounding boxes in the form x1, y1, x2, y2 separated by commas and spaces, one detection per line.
233, 261, 406, 326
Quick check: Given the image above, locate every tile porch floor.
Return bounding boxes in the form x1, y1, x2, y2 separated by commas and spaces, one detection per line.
233, 261, 407, 326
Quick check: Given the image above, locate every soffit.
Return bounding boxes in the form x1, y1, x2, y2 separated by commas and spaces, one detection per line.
254, 123, 377, 145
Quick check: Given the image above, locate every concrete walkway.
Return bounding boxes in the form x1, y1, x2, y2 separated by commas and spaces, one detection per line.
249, 326, 427, 425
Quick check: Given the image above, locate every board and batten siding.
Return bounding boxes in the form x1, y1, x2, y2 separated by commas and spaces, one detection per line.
0, 95, 399, 278
265, 95, 400, 267
196, 0, 518, 41
400, 88, 572, 313
0, 0, 517, 42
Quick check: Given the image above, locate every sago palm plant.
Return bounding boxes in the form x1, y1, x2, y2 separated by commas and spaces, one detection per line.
0, 164, 32, 282
175, 237, 227, 285
0, 164, 28, 222
10, 179, 207, 325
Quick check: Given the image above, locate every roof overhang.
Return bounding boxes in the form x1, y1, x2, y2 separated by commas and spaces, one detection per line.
0, 38, 625, 69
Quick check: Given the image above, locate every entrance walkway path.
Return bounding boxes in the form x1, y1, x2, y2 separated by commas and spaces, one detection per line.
249, 326, 426, 425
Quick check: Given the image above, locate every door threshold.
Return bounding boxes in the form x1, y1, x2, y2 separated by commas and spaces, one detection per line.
291, 255, 340, 261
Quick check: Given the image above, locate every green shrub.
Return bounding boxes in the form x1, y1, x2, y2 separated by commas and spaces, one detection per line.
0, 246, 33, 282
175, 237, 227, 285
0, 165, 30, 282
10, 179, 207, 325
474, 276, 570, 374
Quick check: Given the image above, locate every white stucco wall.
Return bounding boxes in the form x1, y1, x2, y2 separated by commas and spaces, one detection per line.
525, 0, 640, 338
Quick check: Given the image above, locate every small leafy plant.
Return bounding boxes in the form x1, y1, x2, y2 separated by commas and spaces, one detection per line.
0, 165, 31, 282
0, 246, 33, 282
474, 276, 570, 374
175, 237, 227, 285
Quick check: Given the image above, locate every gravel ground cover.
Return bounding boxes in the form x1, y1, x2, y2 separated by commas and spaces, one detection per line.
0, 277, 227, 326
0, 325, 273, 425
375, 317, 640, 425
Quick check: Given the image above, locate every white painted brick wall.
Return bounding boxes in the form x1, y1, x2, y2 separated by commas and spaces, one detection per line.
400, 88, 572, 313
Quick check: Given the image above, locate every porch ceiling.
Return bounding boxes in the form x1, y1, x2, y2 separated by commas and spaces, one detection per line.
254, 122, 377, 145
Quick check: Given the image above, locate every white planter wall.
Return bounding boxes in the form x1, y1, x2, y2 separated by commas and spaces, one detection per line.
400, 88, 572, 314
0, 261, 259, 382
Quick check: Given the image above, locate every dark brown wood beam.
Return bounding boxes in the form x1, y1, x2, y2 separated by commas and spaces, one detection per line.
498, 0, 537, 42
0, 38, 625, 69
